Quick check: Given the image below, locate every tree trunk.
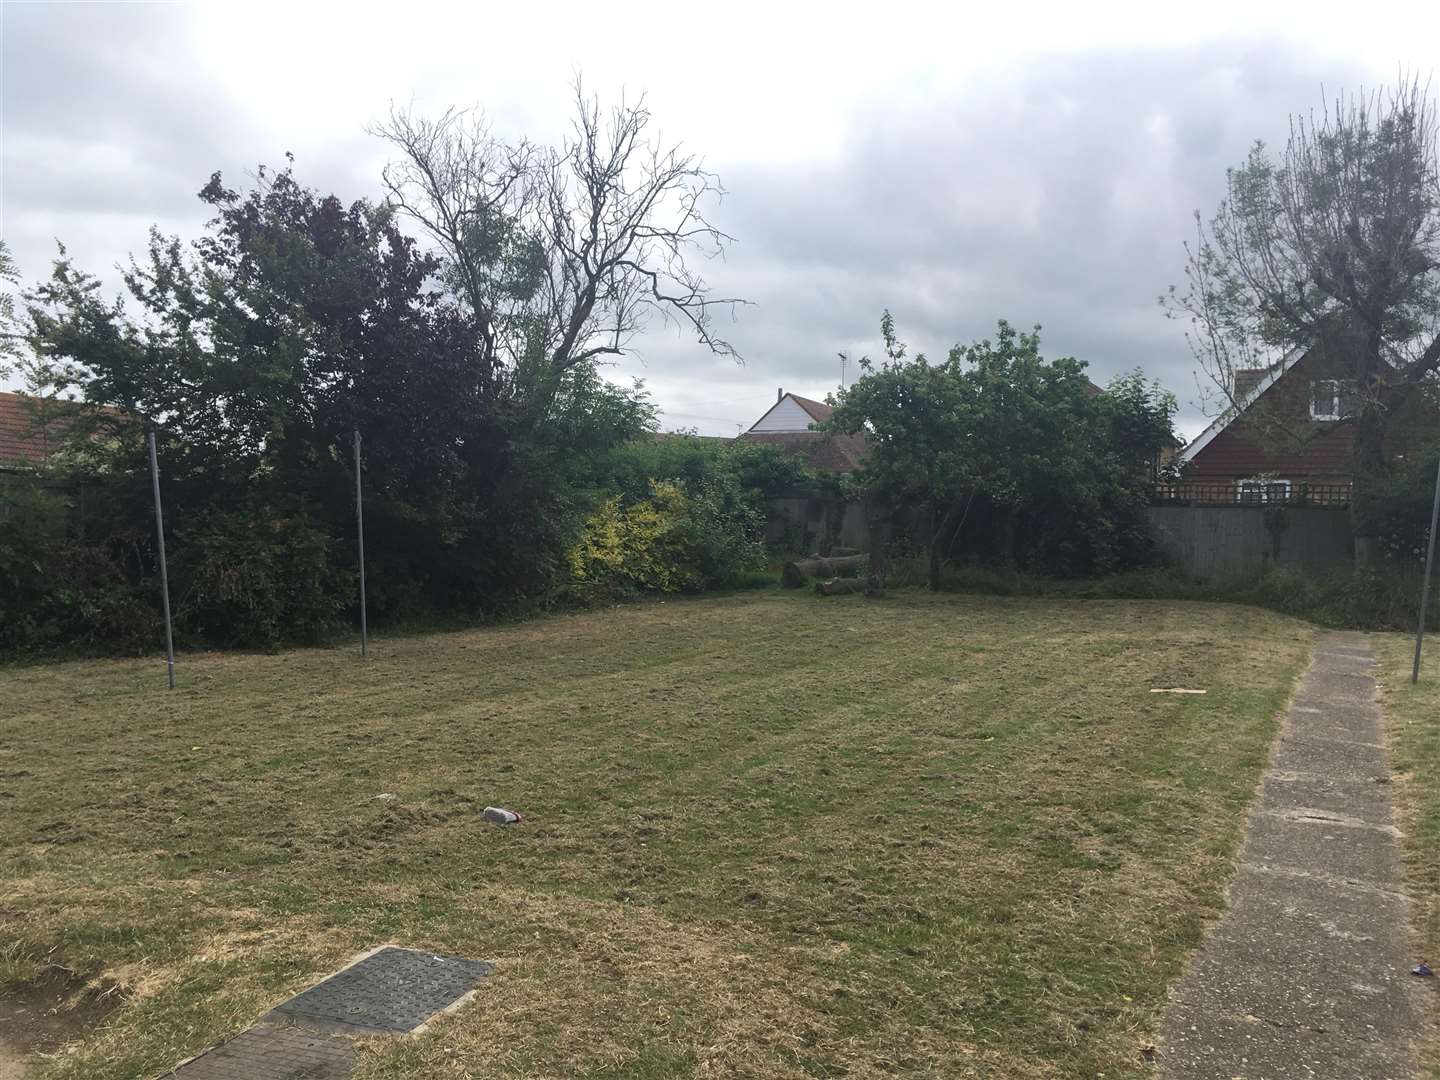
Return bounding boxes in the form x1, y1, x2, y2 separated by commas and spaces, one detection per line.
927, 503, 942, 591
927, 501, 965, 591
1351, 345, 1392, 569
998, 506, 1018, 568
864, 494, 890, 597
815, 576, 867, 595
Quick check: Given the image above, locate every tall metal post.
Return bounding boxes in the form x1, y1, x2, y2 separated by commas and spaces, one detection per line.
147, 429, 176, 690
354, 427, 368, 658
1413, 456, 1440, 683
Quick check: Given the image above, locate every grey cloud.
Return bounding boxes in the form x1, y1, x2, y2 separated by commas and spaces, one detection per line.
2, 10, 1372, 441
3, 4, 382, 286
606, 38, 1370, 436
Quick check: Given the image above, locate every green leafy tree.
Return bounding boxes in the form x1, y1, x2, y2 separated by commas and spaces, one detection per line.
1099, 370, 1181, 478
828, 315, 1175, 589
827, 312, 978, 591
21, 162, 658, 647
0, 240, 20, 379
0, 241, 94, 469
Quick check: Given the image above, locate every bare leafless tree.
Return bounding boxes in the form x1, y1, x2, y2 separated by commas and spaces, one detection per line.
1163, 77, 1440, 518
372, 84, 743, 412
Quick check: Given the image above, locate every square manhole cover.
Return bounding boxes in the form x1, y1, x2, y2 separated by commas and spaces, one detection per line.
272, 947, 492, 1034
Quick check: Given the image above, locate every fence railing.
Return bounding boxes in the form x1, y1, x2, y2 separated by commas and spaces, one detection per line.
1152, 482, 1352, 508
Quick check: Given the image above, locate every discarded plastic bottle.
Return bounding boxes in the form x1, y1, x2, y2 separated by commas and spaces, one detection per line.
482, 806, 523, 825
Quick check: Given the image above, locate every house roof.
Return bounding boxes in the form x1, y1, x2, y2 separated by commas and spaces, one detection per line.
739, 430, 870, 474
745, 392, 833, 434
789, 394, 833, 424
0, 392, 66, 464
0, 391, 126, 466
1175, 345, 1308, 468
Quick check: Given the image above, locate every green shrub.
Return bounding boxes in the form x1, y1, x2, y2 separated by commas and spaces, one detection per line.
591, 435, 812, 503
0, 477, 155, 656
174, 506, 351, 650
566, 477, 766, 603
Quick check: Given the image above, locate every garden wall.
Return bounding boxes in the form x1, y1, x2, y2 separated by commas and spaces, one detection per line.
1147, 504, 1353, 577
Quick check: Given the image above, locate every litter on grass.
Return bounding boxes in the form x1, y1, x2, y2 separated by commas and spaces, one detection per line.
1149, 688, 1207, 695
482, 806, 523, 825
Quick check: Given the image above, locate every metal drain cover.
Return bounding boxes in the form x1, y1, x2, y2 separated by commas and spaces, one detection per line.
165, 1021, 355, 1078
271, 947, 493, 1034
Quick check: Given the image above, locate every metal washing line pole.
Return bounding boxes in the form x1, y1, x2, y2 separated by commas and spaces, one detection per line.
354, 427, 368, 658
147, 428, 176, 690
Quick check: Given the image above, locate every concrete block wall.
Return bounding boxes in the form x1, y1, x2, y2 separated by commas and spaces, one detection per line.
1146, 505, 1353, 577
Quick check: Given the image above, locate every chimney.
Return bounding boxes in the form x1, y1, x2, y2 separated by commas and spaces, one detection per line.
777, 387, 784, 402
1232, 368, 1266, 404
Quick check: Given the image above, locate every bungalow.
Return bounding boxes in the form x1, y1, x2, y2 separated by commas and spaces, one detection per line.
737, 389, 869, 474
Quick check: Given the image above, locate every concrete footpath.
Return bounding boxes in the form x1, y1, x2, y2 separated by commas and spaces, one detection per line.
1159, 632, 1422, 1079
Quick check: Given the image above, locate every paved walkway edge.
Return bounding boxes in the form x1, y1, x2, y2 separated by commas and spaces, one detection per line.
1158, 632, 1421, 1079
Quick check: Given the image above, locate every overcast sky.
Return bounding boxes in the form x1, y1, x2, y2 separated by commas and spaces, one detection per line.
3, 1, 1436, 440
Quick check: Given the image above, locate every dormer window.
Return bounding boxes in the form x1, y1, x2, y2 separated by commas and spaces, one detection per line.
1310, 380, 1355, 421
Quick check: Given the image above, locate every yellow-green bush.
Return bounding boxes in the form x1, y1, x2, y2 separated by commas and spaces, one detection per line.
566, 478, 764, 603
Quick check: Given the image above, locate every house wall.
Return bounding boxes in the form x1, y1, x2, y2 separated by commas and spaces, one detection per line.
1147, 504, 1353, 577
1185, 424, 1354, 483
1187, 349, 1354, 482
750, 397, 818, 433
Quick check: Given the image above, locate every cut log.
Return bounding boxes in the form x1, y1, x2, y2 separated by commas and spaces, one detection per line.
815, 576, 867, 595
782, 553, 869, 588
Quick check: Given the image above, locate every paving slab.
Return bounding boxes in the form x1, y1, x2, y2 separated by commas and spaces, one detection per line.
1270, 728, 1388, 784
1243, 808, 1400, 885
1258, 771, 1394, 824
1158, 633, 1422, 1080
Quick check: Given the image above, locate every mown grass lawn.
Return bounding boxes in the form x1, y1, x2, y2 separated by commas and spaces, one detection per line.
0, 591, 1313, 1079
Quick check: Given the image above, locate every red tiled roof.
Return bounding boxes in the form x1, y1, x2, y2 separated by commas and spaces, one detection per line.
739, 429, 870, 474
1, 392, 66, 464
0, 391, 125, 466
789, 394, 834, 424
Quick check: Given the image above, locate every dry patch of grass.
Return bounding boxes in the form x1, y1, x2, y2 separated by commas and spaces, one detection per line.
1375, 636, 1440, 1078
0, 592, 1312, 1078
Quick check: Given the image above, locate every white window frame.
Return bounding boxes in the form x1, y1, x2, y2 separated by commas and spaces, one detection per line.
1235, 478, 1292, 505
1311, 379, 1346, 421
